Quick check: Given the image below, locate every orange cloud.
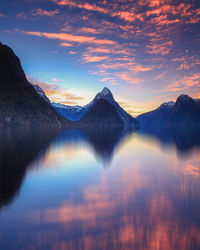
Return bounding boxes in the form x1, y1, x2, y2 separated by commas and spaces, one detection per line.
45, 89, 84, 104
30, 80, 85, 105
22, 31, 116, 45
68, 51, 77, 54
82, 55, 108, 63
151, 14, 180, 26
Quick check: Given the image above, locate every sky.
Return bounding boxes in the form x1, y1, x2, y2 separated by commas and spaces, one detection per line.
0, 0, 200, 116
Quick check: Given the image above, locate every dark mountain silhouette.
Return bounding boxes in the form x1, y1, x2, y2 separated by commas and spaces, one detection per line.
80, 98, 124, 127
137, 101, 175, 127
0, 42, 67, 126
169, 95, 200, 126
91, 87, 140, 128
137, 94, 200, 128
32, 84, 51, 104
0, 127, 58, 209
53, 87, 140, 129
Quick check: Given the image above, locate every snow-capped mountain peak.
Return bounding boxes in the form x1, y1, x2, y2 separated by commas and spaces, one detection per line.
101, 87, 112, 96
94, 87, 114, 103
159, 101, 175, 109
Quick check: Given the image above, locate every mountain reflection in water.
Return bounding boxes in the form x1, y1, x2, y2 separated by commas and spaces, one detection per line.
0, 126, 200, 249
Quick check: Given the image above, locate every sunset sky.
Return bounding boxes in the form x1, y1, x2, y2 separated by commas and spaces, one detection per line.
1, 0, 200, 116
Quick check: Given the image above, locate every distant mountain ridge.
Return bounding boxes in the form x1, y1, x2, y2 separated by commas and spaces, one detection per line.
52, 102, 87, 121
52, 87, 140, 128
137, 94, 200, 127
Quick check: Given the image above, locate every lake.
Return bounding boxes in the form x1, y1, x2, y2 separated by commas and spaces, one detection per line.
0, 127, 200, 250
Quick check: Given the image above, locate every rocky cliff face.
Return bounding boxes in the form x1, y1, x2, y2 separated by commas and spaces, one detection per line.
0, 42, 66, 127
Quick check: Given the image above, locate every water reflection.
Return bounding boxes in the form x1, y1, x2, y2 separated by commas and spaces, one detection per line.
0, 127, 58, 208
55, 127, 134, 166
0, 127, 200, 249
0, 127, 135, 209
138, 127, 200, 156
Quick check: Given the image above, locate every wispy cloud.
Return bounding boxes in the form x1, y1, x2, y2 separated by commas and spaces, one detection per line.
15, 0, 200, 99
21, 31, 116, 45
32, 8, 59, 17
29, 79, 85, 105
166, 73, 200, 92
154, 71, 168, 80
146, 41, 172, 55
82, 55, 108, 63
52, 0, 143, 22
17, 12, 27, 19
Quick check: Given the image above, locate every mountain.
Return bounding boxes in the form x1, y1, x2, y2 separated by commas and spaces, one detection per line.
80, 98, 124, 127
32, 84, 51, 104
137, 101, 175, 127
137, 94, 200, 127
52, 102, 87, 121
169, 95, 200, 126
92, 87, 139, 128
53, 87, 140, 128
0, 42, 66, 127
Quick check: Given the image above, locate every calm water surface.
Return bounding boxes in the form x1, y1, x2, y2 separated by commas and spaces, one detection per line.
0, 127, 200, 250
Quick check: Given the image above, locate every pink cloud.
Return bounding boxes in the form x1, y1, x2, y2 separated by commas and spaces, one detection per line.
100, 77, 114, 82
166, 73, 200, 92
115, 72, 143, 85
59, 42, 73, 47
51, 78, 59, 82
82, 55, 108, 63
68, 51, 77, 54
78, 27, 100, 34
52, 0, 144, 22
17, 12, 27, 19
52, 0, 108, 14
22, 31, 116, 45
146, 41, 172, 55
32, 8, 59, 16
154, 71, 168, 79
